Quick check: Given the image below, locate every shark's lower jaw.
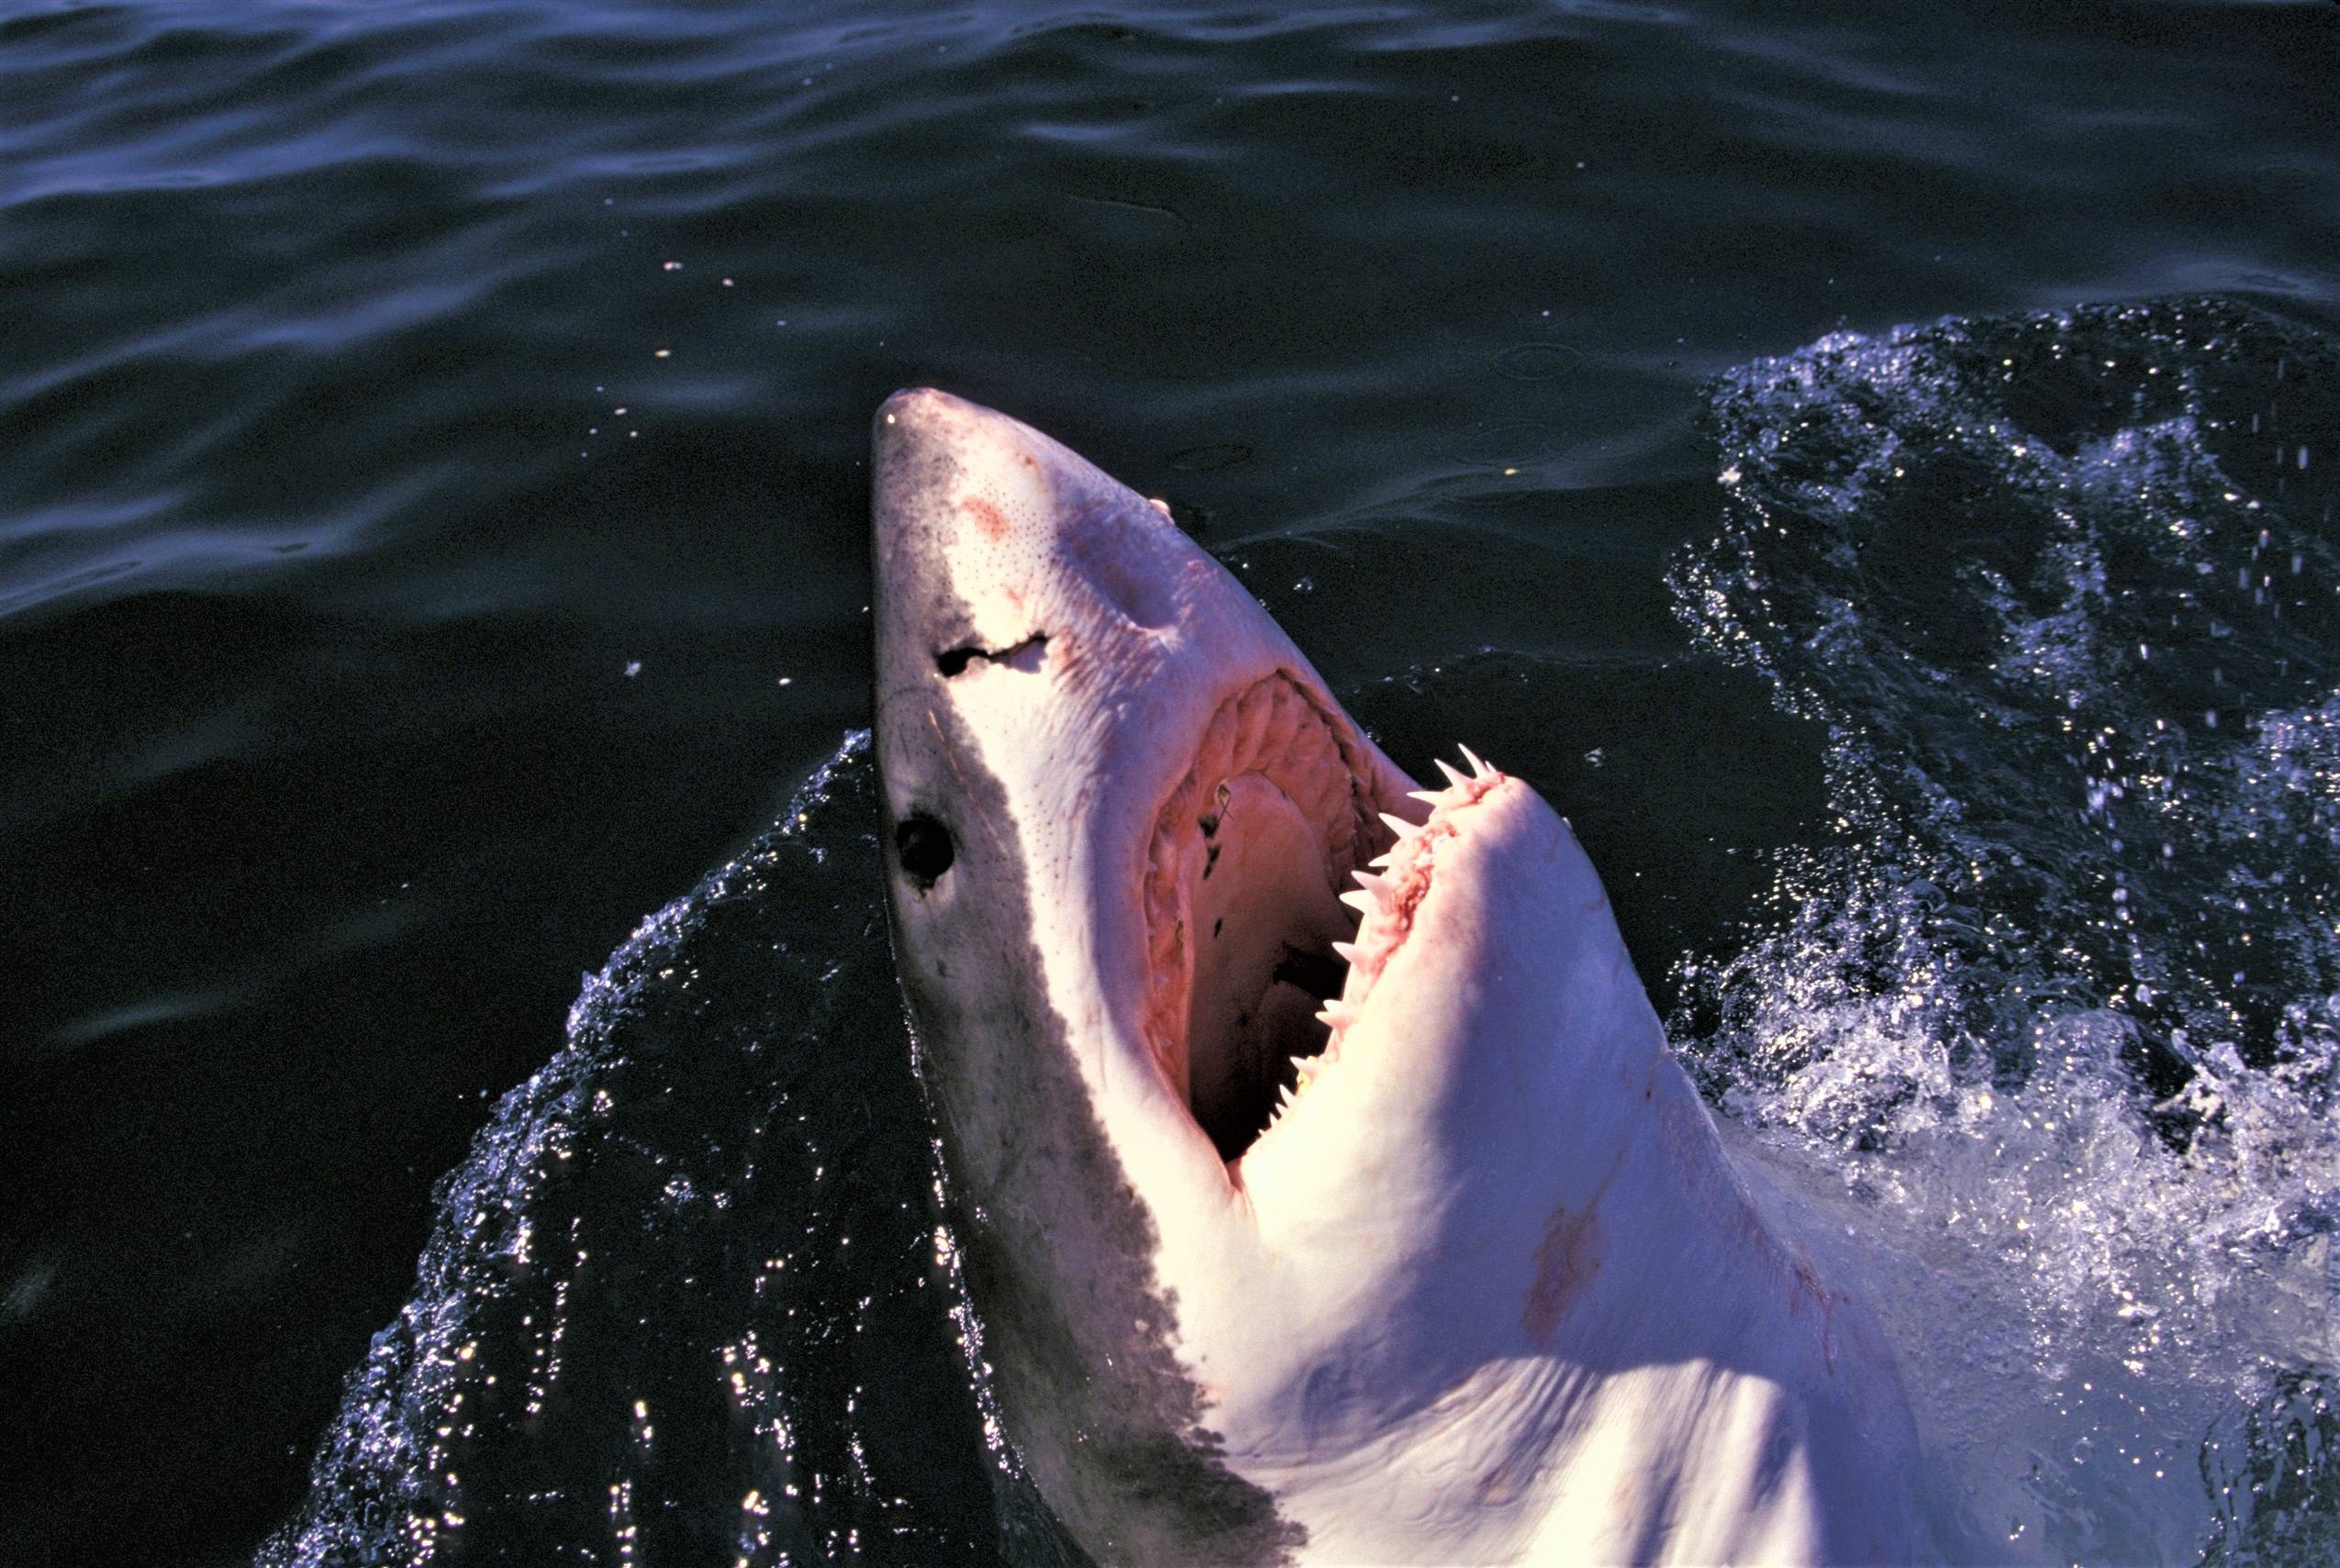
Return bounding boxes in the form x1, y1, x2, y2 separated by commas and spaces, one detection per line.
1141, 670, 1399, 1161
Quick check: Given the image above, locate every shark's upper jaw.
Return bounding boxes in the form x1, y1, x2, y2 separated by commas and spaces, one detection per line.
1140, 668, 1390, 1159
870, 387, 1426, 1173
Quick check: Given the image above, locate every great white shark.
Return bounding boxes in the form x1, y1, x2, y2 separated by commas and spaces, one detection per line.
869, 388, 1922, 1565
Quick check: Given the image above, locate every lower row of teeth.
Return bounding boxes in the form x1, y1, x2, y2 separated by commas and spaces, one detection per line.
1274, 748, 1502, 1116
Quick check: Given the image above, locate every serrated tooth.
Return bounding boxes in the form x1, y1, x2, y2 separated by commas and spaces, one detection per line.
1378, 811, 1421, 839
1351, 870, 1395, 898
1367, 851, 1395, 869
1458, 743, 1490, 778
1407, 788, 1453, 808
1316, 1000, 1357, 1028
1331, 940, 1364, 965
1435, 759, 1470, 789
1339, 888, 1375, 913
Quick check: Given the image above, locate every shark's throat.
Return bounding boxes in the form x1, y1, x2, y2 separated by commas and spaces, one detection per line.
1141, 671, 1392, 1160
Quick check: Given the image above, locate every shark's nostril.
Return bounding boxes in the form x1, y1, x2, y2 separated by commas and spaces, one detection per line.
937, 633, 1048, 678
895, 813, 956, 888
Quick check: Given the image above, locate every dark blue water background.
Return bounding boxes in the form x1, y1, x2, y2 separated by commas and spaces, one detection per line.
6, 2, 2338, 1563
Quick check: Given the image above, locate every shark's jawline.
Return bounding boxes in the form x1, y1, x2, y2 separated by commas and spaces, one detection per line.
871, 388, 1924, 1567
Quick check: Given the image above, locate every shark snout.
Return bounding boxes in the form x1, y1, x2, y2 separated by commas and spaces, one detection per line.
874, 385, 981, 452
872, 387, 1095, 568
871, 389, 1209, 692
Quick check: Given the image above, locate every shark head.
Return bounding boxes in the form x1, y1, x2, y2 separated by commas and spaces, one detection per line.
869, 391, 1911, 1564
872, 386, 1424, 1165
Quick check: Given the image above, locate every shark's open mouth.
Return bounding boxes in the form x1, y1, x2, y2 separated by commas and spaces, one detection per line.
1137, 672, 1424, 1161
1139, 684, 1514, 1163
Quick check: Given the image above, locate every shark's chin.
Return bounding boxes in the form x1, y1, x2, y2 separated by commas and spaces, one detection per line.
1138, 669, 1398, 1162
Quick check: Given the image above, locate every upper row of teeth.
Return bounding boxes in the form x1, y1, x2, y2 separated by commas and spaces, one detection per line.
1275, 748, 1500, 1111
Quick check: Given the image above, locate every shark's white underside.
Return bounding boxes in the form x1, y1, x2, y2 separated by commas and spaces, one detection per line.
869, 388, 1922, 1565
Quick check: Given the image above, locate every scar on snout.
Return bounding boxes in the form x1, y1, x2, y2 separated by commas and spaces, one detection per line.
1522, 1204, 1603, 1342
964, 495, 1010, 539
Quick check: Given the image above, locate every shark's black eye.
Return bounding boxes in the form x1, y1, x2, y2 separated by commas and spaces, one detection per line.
895, 813, 955, 889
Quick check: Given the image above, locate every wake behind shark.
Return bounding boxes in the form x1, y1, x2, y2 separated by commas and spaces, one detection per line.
870, 389, 1922, 1565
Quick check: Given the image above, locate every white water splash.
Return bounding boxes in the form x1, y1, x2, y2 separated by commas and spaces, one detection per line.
1672, 299, 2340, 1563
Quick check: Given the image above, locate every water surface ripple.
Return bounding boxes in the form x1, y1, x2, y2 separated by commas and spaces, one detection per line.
4, 2, 2337, 1563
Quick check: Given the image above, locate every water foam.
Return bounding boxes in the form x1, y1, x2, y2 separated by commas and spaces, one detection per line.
1670, 298, 2340, 1562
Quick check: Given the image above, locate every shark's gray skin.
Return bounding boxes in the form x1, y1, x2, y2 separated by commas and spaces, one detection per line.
869, 389, 1922, 1565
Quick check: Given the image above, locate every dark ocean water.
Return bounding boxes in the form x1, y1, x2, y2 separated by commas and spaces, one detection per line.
6, 2, 2339, 1563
